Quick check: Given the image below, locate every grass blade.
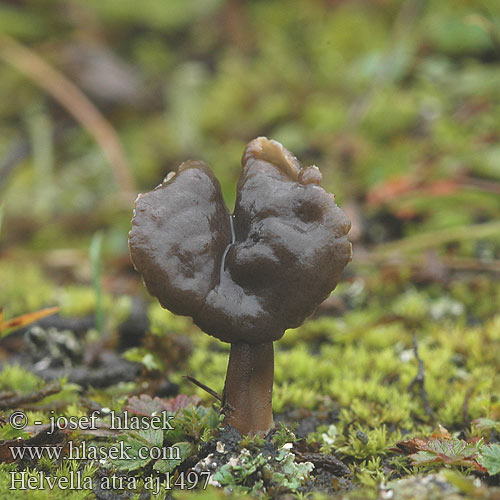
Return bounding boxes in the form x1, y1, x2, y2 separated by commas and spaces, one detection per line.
90, 231, 105, 334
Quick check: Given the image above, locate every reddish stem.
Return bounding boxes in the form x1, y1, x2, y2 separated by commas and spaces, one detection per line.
223, 342, 274, 436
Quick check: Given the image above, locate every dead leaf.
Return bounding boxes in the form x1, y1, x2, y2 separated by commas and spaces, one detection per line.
366, 175, 460, 211
391, 437, 430, 455
125, 394, 201, 416
391, 427, 487, 473
0, 307, 60, 336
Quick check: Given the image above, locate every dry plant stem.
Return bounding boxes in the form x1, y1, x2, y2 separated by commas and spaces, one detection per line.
372, 220, 500, 259
0, 33, 135, 197
184, 375, 222, 402
223, 342, 274, 436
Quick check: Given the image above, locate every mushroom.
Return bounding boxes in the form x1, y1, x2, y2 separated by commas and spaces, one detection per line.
129, 137, 352, 436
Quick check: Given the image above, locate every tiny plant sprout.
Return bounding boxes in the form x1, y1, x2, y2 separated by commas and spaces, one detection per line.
129, 137, 352, 436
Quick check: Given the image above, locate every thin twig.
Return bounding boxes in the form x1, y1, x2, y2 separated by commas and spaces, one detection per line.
0, 33, 136, 197
440, 256, 500, 273
0, 383, 61, 410
372, 221, 500, 259
462, 387, 473, 429
408, 333, 435, 420
184, 375, 222, 402
355, 251, 500, 274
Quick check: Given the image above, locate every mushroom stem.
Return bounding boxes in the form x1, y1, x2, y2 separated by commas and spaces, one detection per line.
223, 341, 274, 436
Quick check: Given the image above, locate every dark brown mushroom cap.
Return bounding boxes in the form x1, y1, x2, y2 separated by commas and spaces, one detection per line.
129, 137, 352, 344
129, 161, 231, 317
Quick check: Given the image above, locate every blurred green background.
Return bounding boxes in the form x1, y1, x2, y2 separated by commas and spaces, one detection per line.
1, 0, 500, 283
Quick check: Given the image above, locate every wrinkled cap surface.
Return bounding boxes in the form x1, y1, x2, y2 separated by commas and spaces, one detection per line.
129, 137, 352, 344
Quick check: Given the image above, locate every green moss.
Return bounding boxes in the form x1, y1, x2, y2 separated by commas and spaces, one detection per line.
0, 363, 45, 393
148, 302, 193, 336
0, 262, 54, 318
0, 462, 97, 499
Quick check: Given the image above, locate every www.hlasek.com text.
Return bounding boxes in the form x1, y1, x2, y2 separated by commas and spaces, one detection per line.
10, 440, 180, 462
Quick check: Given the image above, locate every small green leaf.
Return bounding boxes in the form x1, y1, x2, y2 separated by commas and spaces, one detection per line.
410, 438, 484, 470
212, 463, 236, 485
411, 450, 442, 465
153, 442, 192, 473
123, 347, 164, 371
473, 418, 500, 432
112, 428, 164, 472
479, 444, 500, 476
